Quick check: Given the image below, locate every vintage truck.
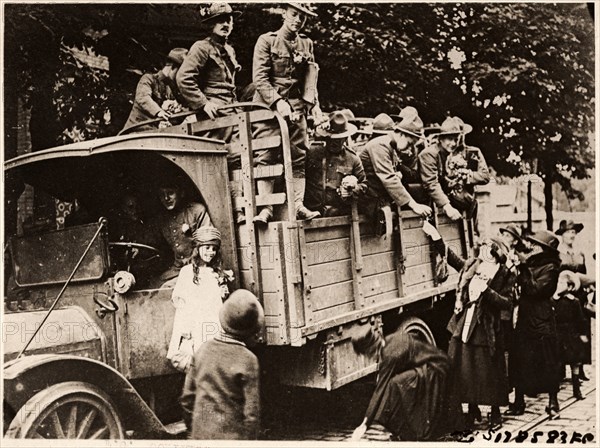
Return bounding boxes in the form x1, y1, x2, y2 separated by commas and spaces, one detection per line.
3, 104, 473, 438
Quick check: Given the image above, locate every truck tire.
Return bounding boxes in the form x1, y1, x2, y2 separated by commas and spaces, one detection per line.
396, 316, 436, 346
6, 381, 124, 439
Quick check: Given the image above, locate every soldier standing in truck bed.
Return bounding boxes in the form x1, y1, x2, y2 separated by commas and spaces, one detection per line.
251, 2, 324, 225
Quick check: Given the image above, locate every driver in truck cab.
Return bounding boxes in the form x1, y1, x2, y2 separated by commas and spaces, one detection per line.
151, 177, 213, 283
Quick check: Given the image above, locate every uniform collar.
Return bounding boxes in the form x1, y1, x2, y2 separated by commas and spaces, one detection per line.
277, 25, 297, 41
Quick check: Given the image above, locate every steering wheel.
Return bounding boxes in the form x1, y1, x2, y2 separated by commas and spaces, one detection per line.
109, 242, 162, 265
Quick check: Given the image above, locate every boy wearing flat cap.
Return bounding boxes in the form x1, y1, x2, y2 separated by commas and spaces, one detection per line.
252, 3, 325, 224
181, 289, 264, 439
304, 111, 368, 217
122, 47, 188, 133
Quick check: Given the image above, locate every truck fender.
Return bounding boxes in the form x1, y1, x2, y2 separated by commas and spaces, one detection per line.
4, 354, 168, 438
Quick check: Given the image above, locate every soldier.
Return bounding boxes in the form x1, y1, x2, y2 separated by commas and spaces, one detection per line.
152, 177, 213, 283
122, 48, 188, 133
418, 116, 490, 224
252, 2, 324, 224
304, 111, 368, 217
357, 111, 432, 220
177, 2, 241, 141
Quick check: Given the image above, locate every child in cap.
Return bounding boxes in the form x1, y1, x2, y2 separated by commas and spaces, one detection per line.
553, 270, 588, 400
167, 226, 233, 372
180, 289, 264, 439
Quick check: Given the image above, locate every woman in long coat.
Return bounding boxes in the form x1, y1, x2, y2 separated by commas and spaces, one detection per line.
556, 219, 591, 380
445, 238, 514, 430
508, 230, 562, 419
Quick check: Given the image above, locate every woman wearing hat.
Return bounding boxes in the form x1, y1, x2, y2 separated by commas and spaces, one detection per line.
177, 3, 241, 139
181, 289, 263, 439
167, 226, 234, 372
556, 219, 591, 380
418, 116, 490, 225
507, 230, 562, 419
350, 324, 451, 441
304, 111, 367, 217
122, 47, 188, 133
252, 3, 324, 223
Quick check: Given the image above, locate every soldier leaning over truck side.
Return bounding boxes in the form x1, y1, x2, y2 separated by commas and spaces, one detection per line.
251, 3, 325, 225
122, 48, 188, 133
357, 109, 433, 223
418, 116, 490, 230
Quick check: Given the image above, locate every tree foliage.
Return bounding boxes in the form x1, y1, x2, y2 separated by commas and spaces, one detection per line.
4, 3, 595, 214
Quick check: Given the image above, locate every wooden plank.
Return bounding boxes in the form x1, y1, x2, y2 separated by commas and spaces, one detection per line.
403, 238, 462, 268
305, 238, 351, 265
230, 163, 284, 182
349, 201, 365, 308
302, 216, 352, 229
189, 108, 275, 134
308, 259, 353, 288
362, 252, 396, 277
361, 234, 395, 255
282, 223, 305, 329
230, 135, 282, 155
240, 268, 278, 293
363, 271, 398, 298
305, 225, 350, 243
363, 289, 399, 307
313, 302, 355, 323
403, 263, 434, 286
310, 280, 354, 311
233, 192, 286, 209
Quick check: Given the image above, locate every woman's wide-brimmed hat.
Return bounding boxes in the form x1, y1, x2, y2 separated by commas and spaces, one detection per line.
315, 111, 357, 139
199, 3, 241, 23
526, 230, 560, 253
219, 289, 265, 338
192, 226, 221, 246
286, 2, 318, 17
499, 224, 522, 242
555, 219, 584, 235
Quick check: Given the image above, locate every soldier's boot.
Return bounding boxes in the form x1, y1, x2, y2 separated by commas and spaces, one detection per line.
294, 177, 321, 221
572, 373, 584, 400
253, 180, 274, 226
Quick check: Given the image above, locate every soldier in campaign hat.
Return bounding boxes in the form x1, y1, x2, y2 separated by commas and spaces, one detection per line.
357, 109, 432, 220
122, 47, 188, 133
251, 3, 324, 224
304, 111, 368, 217
177, 3, 242, 136
418, 116, 490, 227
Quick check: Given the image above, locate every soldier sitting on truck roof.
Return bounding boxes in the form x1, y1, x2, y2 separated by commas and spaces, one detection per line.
304, 111, 368, 217
357, 109, 432, 224
121, 48, 188, 134
151, 176, 213, 283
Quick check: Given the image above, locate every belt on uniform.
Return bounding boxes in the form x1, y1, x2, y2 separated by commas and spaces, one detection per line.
203, 86, 236, 96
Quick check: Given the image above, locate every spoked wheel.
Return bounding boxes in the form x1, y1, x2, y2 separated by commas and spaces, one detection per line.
397, 316, 436, 346
7, 382, 124, 439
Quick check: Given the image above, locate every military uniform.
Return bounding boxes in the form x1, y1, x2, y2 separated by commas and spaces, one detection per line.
177, 36, 240, 145
122, 72, 177, 133
418, 143, 490, 215
154, 202, 212, 280
305, 142, 367, 216
357, 135, 417, 216
252, 26, 317, 175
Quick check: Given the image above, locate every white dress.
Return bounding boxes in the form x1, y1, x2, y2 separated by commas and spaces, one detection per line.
167, 264, 226, 369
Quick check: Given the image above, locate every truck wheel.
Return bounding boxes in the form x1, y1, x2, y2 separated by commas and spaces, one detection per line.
397, 316, 436, 346
6, 381, 124, 439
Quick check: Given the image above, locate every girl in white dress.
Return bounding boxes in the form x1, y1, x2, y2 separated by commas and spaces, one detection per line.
167, 226, 233, 372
